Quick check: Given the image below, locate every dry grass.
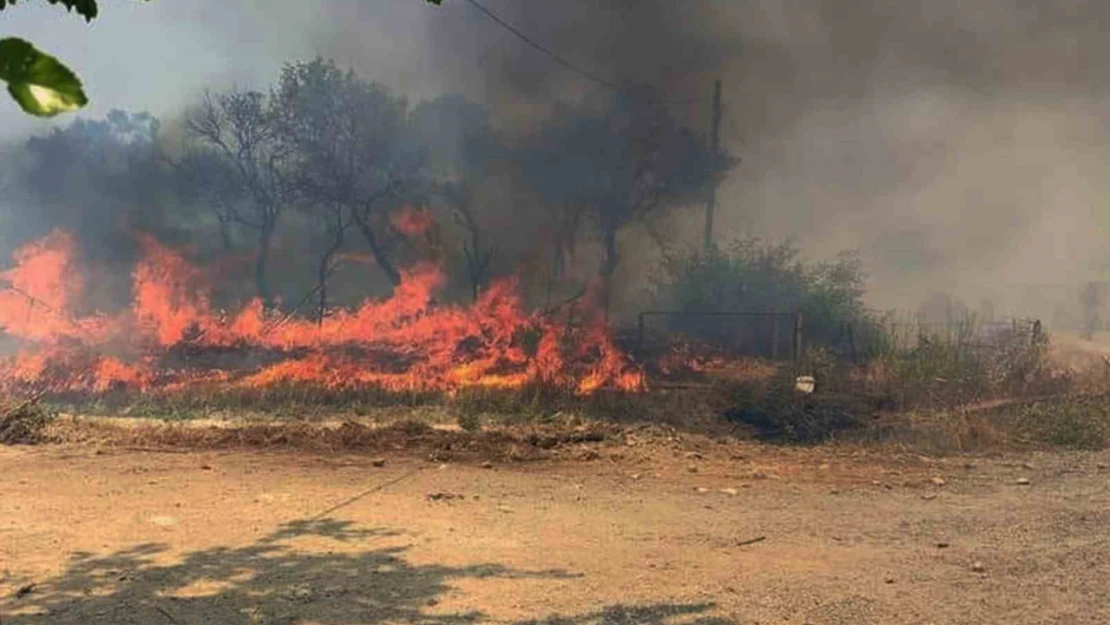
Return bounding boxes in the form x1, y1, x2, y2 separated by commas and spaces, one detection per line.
0, 395, 54, 445
43, 413, 626, 463
6, 321, 1107, 457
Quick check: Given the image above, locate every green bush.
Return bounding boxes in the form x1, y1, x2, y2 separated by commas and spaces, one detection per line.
648, 239, 872, 356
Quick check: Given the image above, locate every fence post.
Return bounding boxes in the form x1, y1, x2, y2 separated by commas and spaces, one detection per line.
793, 312, 804, 365
771, 315, 780, 360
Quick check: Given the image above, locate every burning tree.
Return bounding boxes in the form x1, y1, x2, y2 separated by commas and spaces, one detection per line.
522, 88, 728, 311
271, 58, 421, 294
409, 94, 503, 301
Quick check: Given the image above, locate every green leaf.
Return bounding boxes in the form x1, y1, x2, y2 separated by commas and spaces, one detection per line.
0, 38, 88, 117
0, 0, 99, 21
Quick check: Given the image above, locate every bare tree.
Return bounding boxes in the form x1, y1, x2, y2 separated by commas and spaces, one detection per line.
271, 58, 415, 291
185, 91, 291, 307
438, 181, 494, 301
312, 200, 351, 324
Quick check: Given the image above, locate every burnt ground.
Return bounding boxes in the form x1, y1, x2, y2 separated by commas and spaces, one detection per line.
1, 430, 1109, 625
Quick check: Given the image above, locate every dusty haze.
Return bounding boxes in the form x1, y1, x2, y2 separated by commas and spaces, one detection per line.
2, 0, 1109, 323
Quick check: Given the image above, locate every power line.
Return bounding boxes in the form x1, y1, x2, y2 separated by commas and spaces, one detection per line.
458, 0, 709, 104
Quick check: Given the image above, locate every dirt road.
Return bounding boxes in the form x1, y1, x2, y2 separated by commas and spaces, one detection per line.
2, 441, 1108, 624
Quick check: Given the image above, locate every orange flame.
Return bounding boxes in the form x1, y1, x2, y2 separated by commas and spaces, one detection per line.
0, 230, 643, 397
391, 206, 435, 238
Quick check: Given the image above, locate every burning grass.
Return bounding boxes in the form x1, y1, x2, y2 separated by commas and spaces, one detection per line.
0, 230, 642, 399
2, 230, 1106, 455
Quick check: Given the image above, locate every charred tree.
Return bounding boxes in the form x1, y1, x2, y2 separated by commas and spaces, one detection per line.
185, 91, 291, 308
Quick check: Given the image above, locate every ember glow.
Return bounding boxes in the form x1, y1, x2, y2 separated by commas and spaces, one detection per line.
0, 230, 643, 396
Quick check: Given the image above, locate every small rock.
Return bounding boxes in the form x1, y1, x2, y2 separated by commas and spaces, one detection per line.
437, 463, 449, 470
921, 493, 937, 501
964, 463, 976, 470
818, 463, 831, 471
629, 473, 642, 480
15, 583, 35, 599
884, 576, 895, 584
830, 488, 841, 495
1098, 463, 1108, 471
720, 488, 739, 496
695, 487, 709, 494
752, 471, 769, 480
1016, 477, 1031, 485
883, 483, 894, 490
371, 458, 386, 468
480, 461, 494, 469
199, 464, 213, 471
288, 587, 313, 602
871, 480, 882, 486
937, 542, 950, 549
685, 451, 703, 460
687, 464, 699, 473
971, 561, 986, 573
931, 476, 947, 486
1022, 462, 1035, 470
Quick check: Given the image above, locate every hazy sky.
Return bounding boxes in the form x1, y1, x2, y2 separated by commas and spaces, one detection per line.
4, 0, 1110, 318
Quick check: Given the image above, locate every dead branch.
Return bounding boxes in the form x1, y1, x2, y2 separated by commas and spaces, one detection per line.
542, 286, 588, 318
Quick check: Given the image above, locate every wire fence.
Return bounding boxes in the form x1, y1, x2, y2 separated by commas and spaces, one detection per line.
633, 310, 804, 364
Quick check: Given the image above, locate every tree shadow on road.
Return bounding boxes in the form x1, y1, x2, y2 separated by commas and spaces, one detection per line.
1, 518, 736, 625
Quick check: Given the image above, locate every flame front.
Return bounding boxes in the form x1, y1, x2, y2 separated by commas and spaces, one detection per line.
0, 229, 643, 397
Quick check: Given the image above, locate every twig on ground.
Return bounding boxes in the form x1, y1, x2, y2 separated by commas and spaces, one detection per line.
736, 535, 766, 547
153, 604, 179, 624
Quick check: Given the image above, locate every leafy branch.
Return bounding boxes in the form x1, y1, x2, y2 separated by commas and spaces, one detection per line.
0, 0, 444, 117
0, 0, 108, 116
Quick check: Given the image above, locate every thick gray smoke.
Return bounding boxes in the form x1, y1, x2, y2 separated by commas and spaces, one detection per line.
323, 0, 1110, 320
3, 0, 1110, 323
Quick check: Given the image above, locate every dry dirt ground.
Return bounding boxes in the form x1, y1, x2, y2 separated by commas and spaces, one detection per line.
2, 436, 1109, 625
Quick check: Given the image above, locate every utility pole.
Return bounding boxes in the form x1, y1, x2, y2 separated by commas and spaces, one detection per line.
703, 79, 722, 252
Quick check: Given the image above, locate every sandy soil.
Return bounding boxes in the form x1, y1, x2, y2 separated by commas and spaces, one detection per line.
2, 438, 1108, 625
